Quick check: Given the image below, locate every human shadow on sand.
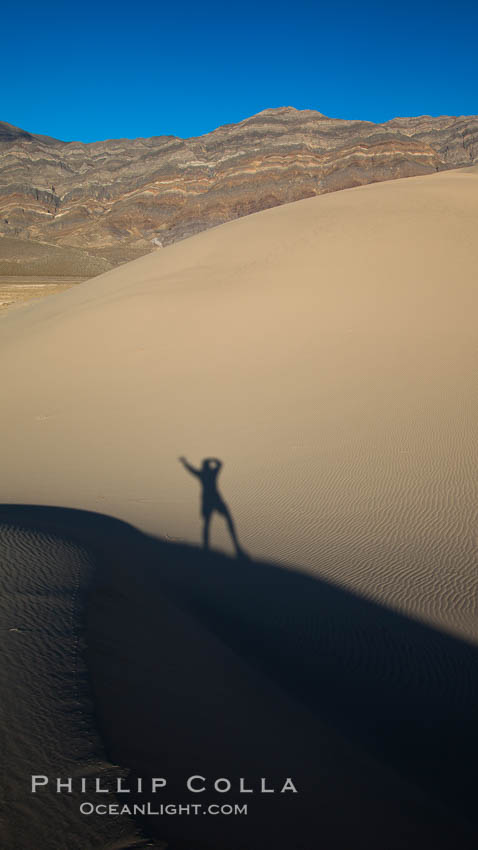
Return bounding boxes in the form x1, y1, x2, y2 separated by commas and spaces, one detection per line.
1, 504, 478, 850
178, 456, 245, 556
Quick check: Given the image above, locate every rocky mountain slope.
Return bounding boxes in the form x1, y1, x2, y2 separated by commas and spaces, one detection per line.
1, 107, 477, 269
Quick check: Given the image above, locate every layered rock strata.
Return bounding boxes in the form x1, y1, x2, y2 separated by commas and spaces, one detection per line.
1, 107, 477, 267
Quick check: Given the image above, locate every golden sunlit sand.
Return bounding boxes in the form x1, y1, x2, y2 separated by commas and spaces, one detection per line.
2, 166, 478, 849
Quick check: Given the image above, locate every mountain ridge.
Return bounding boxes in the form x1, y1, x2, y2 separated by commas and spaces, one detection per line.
1, 106, 477, 270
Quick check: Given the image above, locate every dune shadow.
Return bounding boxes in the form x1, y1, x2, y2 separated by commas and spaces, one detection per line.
1, 504, 478, 849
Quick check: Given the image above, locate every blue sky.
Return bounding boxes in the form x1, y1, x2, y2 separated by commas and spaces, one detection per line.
3, 0, 477, 142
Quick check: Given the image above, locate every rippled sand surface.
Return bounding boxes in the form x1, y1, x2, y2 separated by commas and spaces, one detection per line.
0, 515, 154, 849
1, 167, 478, 640
1, 506, 476, 850
1, 167, 478, 847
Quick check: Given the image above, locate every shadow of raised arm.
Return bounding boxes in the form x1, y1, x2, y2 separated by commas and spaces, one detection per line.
178, 456, 200, 477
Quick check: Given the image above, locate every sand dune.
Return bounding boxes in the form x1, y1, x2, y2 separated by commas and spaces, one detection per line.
1, 167, 478, 848
0, 510, 157, 850
1, 166, 478, 638
1, 505, 477, 850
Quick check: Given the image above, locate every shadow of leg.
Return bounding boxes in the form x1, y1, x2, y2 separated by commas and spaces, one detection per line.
223, 504, 246, 558
202, 511, 211, 550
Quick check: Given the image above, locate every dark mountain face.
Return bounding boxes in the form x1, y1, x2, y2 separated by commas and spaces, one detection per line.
1, 107, 477, 269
